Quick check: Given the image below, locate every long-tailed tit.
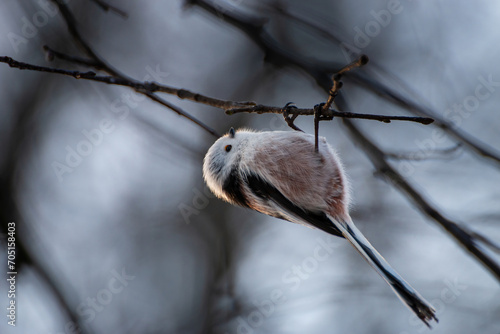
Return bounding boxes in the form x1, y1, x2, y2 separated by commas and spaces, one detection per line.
203, 128, 437, 326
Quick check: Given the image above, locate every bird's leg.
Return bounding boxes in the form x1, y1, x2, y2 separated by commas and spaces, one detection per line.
282, 102, 304, 132
313, 103, 334, 153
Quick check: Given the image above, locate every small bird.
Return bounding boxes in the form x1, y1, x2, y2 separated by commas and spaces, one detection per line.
203, 128, 437, 326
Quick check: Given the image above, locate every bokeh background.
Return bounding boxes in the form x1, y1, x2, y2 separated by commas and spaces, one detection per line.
0, 1, 499, 333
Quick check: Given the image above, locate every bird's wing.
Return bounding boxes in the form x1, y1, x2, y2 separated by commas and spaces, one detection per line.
244, 172, 343, 238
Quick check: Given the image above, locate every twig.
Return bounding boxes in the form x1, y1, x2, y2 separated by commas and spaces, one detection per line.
385, 144, 463, 161
1, 56, 98, 78
323, 55, 369, 112
0, 56, 246, 108
44, 43, 257, 110
141, 91, 220, 137
227, 104, 433, 124
314, 54, 369, 151
346, 72, 500, 165
0, 57, 434, 127
43, 45, 104, 70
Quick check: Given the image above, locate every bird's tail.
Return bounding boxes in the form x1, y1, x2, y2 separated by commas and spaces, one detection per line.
328, 215, 438, 327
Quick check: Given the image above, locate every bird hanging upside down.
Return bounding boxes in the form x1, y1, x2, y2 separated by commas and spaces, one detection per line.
203, 128, 438, 327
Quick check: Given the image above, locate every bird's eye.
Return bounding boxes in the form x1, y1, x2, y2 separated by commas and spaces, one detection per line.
225, 145, 232, 152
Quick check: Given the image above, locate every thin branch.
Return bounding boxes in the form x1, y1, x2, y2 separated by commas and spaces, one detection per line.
227, 105, 433, 124
315, 54, 369, 151
43, 44, 255, 110
43, 45, 104, 70
346, 72, 500, 165
385, 144, 463, 161
1, 56, 99, 78
0, 56, 433, 126
141, 91, 220, 137
323, 55, 369, 112
0, 56, 244, 107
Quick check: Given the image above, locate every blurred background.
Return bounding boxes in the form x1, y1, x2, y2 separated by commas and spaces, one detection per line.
0, 1, 499, 333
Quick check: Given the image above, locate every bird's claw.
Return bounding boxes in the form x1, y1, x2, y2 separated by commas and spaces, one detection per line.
282, 102, 303, 132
